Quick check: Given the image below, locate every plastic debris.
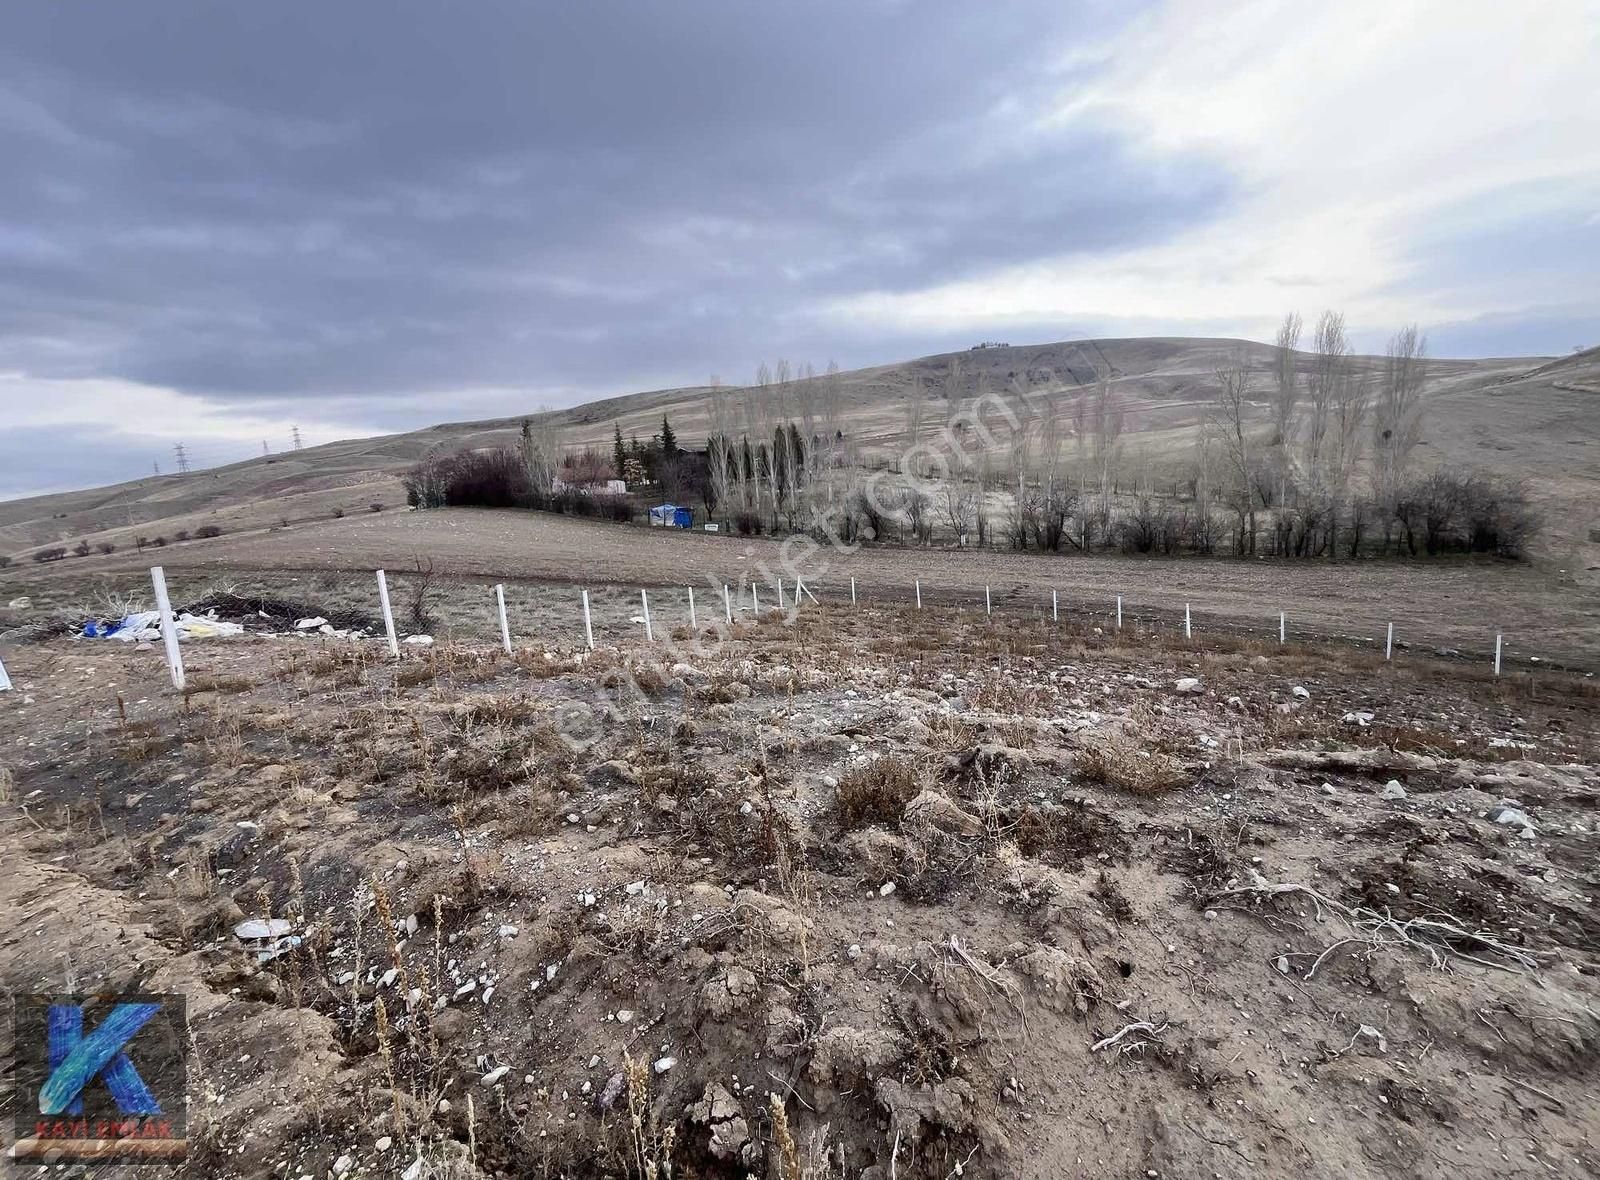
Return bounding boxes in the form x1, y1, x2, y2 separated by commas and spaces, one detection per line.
235, 919, 293, 940
84, 610, 244, 642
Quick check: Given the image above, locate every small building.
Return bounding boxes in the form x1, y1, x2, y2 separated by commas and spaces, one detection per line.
649, 503, 692, 529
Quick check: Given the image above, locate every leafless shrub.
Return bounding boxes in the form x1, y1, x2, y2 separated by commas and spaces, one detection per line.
836, 756, 919, 830
407, 557, 438, 630
1076, 733, 1186, 794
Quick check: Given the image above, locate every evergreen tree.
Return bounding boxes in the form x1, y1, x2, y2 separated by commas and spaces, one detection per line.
660, 414, 678, 458
612, 423, 625, 478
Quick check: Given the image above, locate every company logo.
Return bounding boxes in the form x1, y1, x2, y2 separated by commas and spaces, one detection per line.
10, 993, 187, 1164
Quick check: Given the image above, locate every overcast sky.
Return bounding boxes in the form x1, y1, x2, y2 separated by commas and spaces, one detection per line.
2, 0, 1597, 498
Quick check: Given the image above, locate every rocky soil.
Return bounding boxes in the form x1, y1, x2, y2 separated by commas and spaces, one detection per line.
1, 605, 1597, 1178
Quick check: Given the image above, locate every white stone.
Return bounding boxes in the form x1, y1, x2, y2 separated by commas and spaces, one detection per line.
1380, 781, 1407, 801
482, 1065, 510, 1086
654, 1056, 676, 1074
1174, 677, 1202, 695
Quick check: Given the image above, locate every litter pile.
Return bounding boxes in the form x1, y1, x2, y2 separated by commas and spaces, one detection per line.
181, 591, 379, 634
82, 611, 245, 642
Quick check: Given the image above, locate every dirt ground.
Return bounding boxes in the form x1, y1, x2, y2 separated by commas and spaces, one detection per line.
12, 507, 1600, 668
1, 601, 1597, 1178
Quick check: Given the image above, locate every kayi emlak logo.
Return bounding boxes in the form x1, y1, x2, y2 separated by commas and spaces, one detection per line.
10, 993, 188, 1164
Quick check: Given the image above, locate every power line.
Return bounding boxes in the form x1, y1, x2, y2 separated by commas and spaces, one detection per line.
292, 425, 303, 450
174, 442, 190, 474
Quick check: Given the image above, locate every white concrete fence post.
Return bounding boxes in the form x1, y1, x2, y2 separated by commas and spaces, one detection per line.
1279, 611, 1286, 645
375, 569, 399, 658
150, 565, 186, 689
0, 653, 11, 693
985, 585, 992, 617
850, 576, 856, 606
777, 580, 786, 610
495, 584, 512, 655
581, 590, 595, 651
1116, 595, 1122, 630
723, 584, 732, 624
1385, 622, 1394, 661
688, 587, 697, 630
1494, 633, 1503, 676
752, 584, 760, 615
1052, 589, 1058, 622
915, 580, 921, 610
641, 589, 654, 642
1184, 603, 1192, 640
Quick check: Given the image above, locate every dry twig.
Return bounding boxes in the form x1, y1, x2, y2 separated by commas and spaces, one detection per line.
1213, 869, 1549, 974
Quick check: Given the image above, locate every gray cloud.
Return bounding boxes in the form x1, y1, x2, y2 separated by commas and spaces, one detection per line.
0, 0, 1218, 404
1, 1, 1592, 498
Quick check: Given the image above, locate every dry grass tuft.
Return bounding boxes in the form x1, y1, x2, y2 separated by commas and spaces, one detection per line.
184, 673, 254, 696
835, 756, 920, 830
1076, 732, 1187, 794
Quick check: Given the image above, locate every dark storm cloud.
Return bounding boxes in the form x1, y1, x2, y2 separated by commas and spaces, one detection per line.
0, 0, 1222, 408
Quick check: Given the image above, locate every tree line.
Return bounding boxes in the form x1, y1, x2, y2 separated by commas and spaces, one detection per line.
403, 323, 1539, 560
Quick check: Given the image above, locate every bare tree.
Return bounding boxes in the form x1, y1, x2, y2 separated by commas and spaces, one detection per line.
1373, 325, 1427, 549
1209, 350, 1258, 553
519, 415, 561, 494
705, 375, 735, 517
902, 373, 927, 476
1303, 310, 1347, 489
1089, 377, 1124, 516
1270, 311, 1302, 506
942, 471, 977, 543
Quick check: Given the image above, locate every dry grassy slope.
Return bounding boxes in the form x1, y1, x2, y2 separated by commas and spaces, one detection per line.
3, 337, 1597, 562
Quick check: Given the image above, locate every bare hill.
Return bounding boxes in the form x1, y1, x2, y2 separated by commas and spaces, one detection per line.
3, 337, 1597, 564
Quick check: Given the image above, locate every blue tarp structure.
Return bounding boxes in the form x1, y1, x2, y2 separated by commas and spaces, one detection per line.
649, 504, 692, 528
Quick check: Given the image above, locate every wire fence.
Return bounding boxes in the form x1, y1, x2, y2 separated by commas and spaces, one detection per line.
61, 561, 1551, 700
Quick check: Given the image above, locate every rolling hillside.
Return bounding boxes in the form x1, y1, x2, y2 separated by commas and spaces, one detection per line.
3, 338, 1597, 564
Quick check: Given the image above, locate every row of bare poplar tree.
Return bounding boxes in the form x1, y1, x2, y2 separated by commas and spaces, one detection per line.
412, 320, 1535, 560
690, 316, 1535, 558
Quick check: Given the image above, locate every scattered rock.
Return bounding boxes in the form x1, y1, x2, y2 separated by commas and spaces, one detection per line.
1173, 677, 1203, 695
700, 965, 759, 1020
1380, 780, 1408, 801
903, 789, 984, 837
688, 1082, 752, 1163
